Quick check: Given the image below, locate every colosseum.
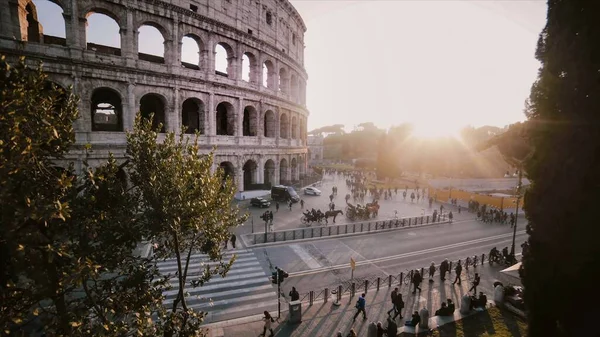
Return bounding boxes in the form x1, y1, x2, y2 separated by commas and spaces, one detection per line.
0, 0, 309, 193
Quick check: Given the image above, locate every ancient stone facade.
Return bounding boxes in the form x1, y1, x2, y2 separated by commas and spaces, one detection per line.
307, 134, 323, 164
0, 0, 309, 192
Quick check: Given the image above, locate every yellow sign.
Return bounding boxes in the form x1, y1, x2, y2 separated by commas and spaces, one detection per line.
350, 257, 356, 271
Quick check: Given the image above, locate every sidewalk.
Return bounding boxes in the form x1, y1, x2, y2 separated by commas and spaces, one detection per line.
206, 263, 513, 337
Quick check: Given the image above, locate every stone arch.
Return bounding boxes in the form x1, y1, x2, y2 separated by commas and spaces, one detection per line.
27, 0, 66, 45
264, 110, 276, 138
291, 115, 298, 139
264, 159, 276, 187
219, 161, 235, 185
182, 98, 205, 134
243, 105, 258, 136
241, 51, 257, 83
215, 101, 235, 136
243, 159, 258, 190
22, 2, 41, 42
181, 34, 204, 69
215, 42, 235, 77
279, 67, 288, 93
138, 23, 165, 63
139, 93, 166, 132
85, 10, 121, 55
262, 59, 275, 89
280, 158, 289, 185
290, 73, 299, 101
291, 157, 298, 181
91, 87, 122, 132
279, 112, 289, 139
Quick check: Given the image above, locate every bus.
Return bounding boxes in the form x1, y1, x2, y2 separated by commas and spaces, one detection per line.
271, 185, 300, 203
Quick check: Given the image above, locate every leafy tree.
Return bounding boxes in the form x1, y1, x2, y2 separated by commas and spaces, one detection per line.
125, 116, 248, 336
0, 56, 163, 336
308, 124, 345, 136
521, 1, 600, 336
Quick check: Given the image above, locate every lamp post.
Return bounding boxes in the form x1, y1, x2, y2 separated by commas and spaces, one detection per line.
510, 168, 523, 259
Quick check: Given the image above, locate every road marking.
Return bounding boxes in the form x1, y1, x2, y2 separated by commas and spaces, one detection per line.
288, 230, 527, 277
407, 232, 417, 236
289, 244, 323, 269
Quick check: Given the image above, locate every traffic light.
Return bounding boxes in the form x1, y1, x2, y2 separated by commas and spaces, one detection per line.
271, 267, 289, 284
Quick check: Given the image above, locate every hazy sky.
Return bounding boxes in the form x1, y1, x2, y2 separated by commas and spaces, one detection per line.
33, 0, 547, 136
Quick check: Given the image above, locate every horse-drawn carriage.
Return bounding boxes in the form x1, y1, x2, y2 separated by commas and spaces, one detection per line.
345, 201, 380, 221
301, 209, 344, 226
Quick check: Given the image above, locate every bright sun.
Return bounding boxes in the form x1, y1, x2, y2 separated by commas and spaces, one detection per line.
410, 122, 462, 140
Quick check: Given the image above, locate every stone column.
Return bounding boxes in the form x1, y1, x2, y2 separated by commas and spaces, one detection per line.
207, 92, 215, 136
64, 1, 80, 52
77, 15, 87, 51
123, 8, 136, 67
206, 34, 215, 81
170, 18, 179, 69
257, 52, 264, 88
257, 156, 264, 184
235, 167, 244, 192
169, 88, 179, 133
275, 157, 280, 185
72, 76, 88, 132
124, 82, 136, 131
237, 97, 244, 137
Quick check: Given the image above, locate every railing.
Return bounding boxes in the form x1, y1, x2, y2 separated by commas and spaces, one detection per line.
293, 252, 499, 306
249, 214, 448, 245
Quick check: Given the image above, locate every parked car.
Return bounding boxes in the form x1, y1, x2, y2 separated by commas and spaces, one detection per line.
250, 197, 271, 208
304, 187, 322, 196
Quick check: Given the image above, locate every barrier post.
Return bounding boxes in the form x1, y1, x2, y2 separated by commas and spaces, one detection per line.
309, 291, 314, 305
388, 275, 392, 287
351, 283, 356, 297
324, 288, 329, 303
365, 280, 369, 293
338, 285, 342, 302
377, 277, 381, 291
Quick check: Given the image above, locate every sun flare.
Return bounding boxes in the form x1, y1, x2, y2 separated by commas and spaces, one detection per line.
410, 122, 462, 140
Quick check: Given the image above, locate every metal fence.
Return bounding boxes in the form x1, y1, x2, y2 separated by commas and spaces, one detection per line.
294, 252, 498, 306
249, 214, 449, 245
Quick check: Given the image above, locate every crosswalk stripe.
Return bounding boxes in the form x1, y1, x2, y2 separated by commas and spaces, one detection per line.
203, 299, 279, 319
163, 284, 275, 305
157, 257, 257, 272
165, 265, 264, 286
156, 252, 254, 265
163, 275, 271, 297
167, 271, 268, 288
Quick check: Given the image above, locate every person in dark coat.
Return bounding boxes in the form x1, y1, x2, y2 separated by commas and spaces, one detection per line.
405, 311, 421, 327
452, 260, 462, 285
387, 287, 398, 316
440, 258, 449, 281
230, 234, 236, 248
289, 287, 299, 301
412, 270, 422, 294
392, 293, 404, 320
386, 316, 398, 337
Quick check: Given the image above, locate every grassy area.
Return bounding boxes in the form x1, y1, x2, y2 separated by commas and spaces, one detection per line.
406, 307, 528, 337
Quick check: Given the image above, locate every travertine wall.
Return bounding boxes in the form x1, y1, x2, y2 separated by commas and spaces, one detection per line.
0, 0, 309, 191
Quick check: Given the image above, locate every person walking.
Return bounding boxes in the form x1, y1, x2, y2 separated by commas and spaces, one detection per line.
412, 270, 422, 294
300, 199, 304, 209
288, 200, 293, 211
392, 293, 404, 320
259, 311, 274, 337
346, 329, 357, 337
275, 201, 279, 212
449, 211, 454, 223
387, 288, 398, 316
268, 211, 274, 225
429, 262, 436, 283
230, 234, 236, 249
353, 293, 367, 321
469, 273, 481, 294
452, 260, 462, 285
440, 259, 449, 281
289, 287, 300, 301
386, 316, 398, 337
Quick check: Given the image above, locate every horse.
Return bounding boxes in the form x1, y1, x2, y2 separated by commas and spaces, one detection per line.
324, 209, 344, 224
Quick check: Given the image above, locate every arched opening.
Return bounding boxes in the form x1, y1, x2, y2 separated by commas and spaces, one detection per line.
86, 11, 120, 55
219, 161, 235, 185
216, 102, 235, 136
290, 74, 299, 101
241, 52, 257, 83
91, 88, 122, 131
243, 106, 257, 136
215, 43, 234, 77
181, 35, 202, 69
291, 116, 298, 139
280, 113, 289, 139
291, 157, 298, 182
24, 2, 41, 43
264, 159, 275, 187
243, 160, 257, 190
279, 67, 288, 93
299, 156, 306, 179
264, 110, 276, 138
182, 98, 205, 134
31, 0, 66, 45
139, 94, 166, 132
280, 158, 289, 185
262, 60, 275, 89
138, 24, 164, 63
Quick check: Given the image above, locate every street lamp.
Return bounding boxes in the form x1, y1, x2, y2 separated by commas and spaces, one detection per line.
510, 168, 523, 260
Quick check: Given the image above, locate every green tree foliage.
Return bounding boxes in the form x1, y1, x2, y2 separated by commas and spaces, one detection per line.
522, 1, 600, 335
126, 116, 248, 336
0, 57, 163, 336
307, 124, 345, 136
477, 121, 532, 167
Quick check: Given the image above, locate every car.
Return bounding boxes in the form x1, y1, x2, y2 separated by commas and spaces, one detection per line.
250, 197, 271, 208
304, 187, 322, 196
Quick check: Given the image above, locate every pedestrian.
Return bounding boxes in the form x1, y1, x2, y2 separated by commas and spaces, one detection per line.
412, 270, 422, 294
404, 311, 421, 327
386, 316, 398, 337
440, 258, 449, 281
392, 293, 404, 320
376, 321, 386, 337
336, 332, 343, 337
469, 273, 481, 294
300, 199, 304, 209
353, 293, 367, 321
289, 286, 300, 301
429, 262, 436, 283
259, 311, 274, 337
269, 211, 274, 225
452, 260, 462, 285
230, 234, 236, 249
387, 288, 398, 316
458, 205, 461, 214
275, 201, 279, 212
347, 329, 357, 337
331, 202, 335, 211
449, 211, 454, 223
288, 200, 292, 211
329, 194, 334, 202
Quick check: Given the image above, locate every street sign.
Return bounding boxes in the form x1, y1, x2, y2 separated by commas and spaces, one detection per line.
350, 257, 356, 271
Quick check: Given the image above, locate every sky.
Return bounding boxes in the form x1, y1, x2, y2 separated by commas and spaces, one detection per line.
33, 0, 548, 136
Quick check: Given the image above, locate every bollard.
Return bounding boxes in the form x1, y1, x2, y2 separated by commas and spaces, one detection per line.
409, 218, 412, 226
364, 280, 369, 293
324, 288, 329, 303
351, 283, 356, 297
377, 277, 381, 291
421, 267, 425, 278
427, 215, 430, 223
388, 275, 392, 287
421, 215, 424, 224
399, 272, 403, 285
309, 291, 314, 305
449, 261, 453, 271
482, 254, 485, 265
338, 285, 343, 302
